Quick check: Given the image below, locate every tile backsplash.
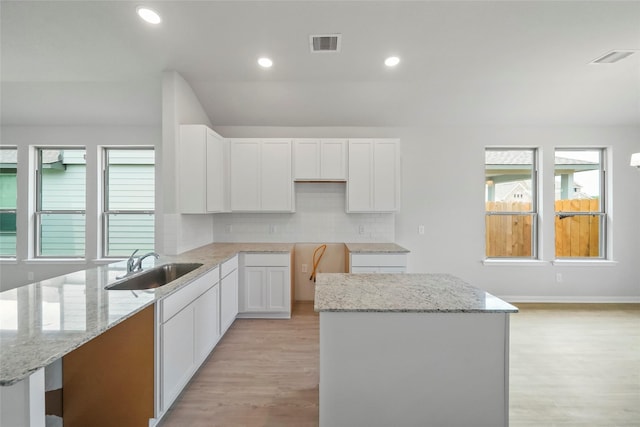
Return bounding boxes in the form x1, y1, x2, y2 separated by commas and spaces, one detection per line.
212, 182, 395, 242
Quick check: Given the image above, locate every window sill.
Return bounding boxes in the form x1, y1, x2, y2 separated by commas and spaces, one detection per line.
482, 259, 549, 267
23, 258, 88, 265
551, 259, 618, 267
0, 259, 18, 265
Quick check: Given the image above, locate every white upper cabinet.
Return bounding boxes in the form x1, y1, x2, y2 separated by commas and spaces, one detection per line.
178, 125, 228, 213
293, 139, 347, 181
347, 139, 400, 212
230, 139, 294, 212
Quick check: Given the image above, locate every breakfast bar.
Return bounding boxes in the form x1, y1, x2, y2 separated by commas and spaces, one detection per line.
314, 273, 518, 427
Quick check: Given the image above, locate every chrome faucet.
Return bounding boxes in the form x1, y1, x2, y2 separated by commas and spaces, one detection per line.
125, 249, 139, 274
132, 251, 160, 272
120, 249, 160, 279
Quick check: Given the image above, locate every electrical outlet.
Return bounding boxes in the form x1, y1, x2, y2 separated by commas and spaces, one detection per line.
225, 224, 232, 233
301, 264, 308, 273
359, 225, 365, 234
556, 273, 563, 282
418, 225, 425, 235
269, 224, 277, 234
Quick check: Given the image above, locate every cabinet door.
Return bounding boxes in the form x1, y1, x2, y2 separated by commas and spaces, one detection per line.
230, 140, 261, 211
162, 305, 195, 410
373, 139, 400, 211
244, 267, 266, 312
293, 139, 320, 180
266, 267, 289, 312
347, 139, 374, 212
194, 285, 220, 365
221, 269, 238, 333
206, 130, 225, 212
261, 139, 293, 211
321, 139, 347, 180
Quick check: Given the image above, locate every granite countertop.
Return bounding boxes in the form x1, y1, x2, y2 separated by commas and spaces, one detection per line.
345, 243, 409, 253
0, 242, 294, 386
314, 273, 518, 313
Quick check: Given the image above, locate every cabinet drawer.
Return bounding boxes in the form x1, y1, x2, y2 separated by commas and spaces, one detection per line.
221, 255, 238, 277
162, 267, 219, 323
243, 253, 289, 267
350, 253, 407, 267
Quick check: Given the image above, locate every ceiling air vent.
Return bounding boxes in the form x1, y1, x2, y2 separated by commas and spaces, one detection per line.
310, 34, 341, 53
590, 50, 636, 64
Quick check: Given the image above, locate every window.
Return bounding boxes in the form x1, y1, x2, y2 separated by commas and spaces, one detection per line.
485, 148, 538, 258
36, 148, 86, 257
554, 149, 605, 258
0, 147, 17, 257
103, 148, 155, 257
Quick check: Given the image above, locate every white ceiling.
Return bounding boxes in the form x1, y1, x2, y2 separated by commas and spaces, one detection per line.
1, 1, 639, 127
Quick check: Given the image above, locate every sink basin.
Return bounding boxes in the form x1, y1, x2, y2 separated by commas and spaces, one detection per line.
106, 263, 203, 291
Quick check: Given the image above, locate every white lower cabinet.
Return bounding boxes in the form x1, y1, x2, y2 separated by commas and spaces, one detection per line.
158, 267, 220, 415
161, 304, 196, 411
239, 253, 291, 318
348, 253, 407, 273
194, 285, 220, 365
220, 256, 239, 335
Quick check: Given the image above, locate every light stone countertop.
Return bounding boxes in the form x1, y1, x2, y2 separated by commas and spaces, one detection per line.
314, 273, 518, 313
0, 242, 294, 386
344, 243, 409, 253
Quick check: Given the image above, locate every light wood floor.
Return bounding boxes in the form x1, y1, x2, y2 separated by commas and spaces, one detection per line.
160, 302, 640, 427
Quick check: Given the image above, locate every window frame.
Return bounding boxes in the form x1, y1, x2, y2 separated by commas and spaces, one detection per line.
485, 147, 539, 259
554, 148, 607, 260
0, 146, 18, 258
101, 147, 155, 258
34, 147, 87, 258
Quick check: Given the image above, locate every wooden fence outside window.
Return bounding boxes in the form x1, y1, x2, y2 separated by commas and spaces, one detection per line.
485, 199, 600, 258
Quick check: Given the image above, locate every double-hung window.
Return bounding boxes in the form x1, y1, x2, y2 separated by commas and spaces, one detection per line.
485, 148, 538, 258
103, 148, 155, 257
0, 147, 18, 257
36, 148, 86, 257
554, 148, 606, 258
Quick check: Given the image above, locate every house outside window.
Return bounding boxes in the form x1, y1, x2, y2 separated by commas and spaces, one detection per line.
554, 149, 605, 258
103, 148, 155, 257
36, 148, 86, 257
0, 148, 17, 257
485, 148, 538, 258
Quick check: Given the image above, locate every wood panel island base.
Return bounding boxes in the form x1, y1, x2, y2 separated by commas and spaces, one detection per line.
314, 273, 518, 427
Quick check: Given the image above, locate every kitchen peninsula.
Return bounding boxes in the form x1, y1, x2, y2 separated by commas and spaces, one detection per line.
315, 273, 518, 427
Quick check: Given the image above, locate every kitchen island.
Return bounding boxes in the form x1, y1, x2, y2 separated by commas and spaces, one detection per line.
314, 273, 518, 427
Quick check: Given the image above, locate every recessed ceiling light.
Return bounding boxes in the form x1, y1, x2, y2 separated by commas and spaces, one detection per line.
590, 50, 636, 64
385, 56, 400, 67
258, 57, 273, 68
136, 7, 161, 25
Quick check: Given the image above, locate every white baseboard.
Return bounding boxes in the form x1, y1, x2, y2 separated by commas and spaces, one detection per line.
499, 295, 640, 303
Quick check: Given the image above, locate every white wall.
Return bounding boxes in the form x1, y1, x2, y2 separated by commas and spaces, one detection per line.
160, 71, 215, 255
215, 125, 640, 302
0, 125, 160, 290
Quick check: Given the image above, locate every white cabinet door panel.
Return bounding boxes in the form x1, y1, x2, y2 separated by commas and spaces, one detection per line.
321, 139, 347, 180
162, 305, 194, 410
293, 139, 320, 179
230, 140, 261, 211
221, 269, 238, 333
374, 140, 399, 211
347, 140, 374, 212
266, 268, 288, 312
194, 285, 220, 365
261, 140, 292, 211
244, 267, 266, 312
206, 131, 225, 212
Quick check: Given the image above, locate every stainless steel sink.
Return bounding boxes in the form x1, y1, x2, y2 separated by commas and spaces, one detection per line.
105, 263, 203, 290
